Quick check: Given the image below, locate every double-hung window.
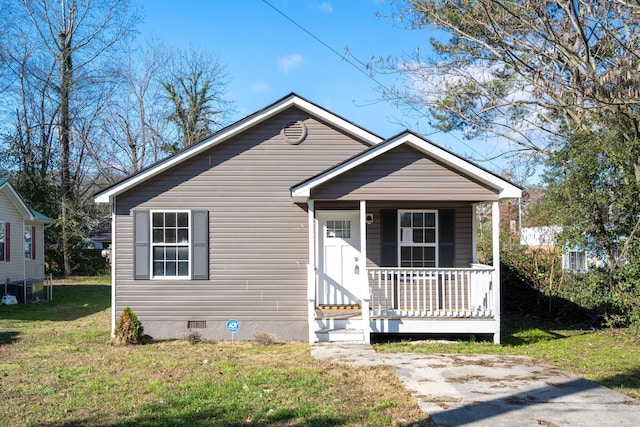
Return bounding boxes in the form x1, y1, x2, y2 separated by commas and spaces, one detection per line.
399, 210, 438, 267
24, 226, 33, 259
151, 211, 190, 278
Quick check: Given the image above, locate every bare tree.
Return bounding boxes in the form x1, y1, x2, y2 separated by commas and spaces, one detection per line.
14, 0, 140, 276
381, 0, 640, 157
162, 46, 232, 152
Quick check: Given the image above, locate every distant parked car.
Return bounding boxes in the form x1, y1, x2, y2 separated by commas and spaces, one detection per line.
1, 295, 18, 305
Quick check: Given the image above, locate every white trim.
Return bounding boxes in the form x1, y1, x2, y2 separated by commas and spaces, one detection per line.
292, 132, 522, 202
149, 210, 192, 280
111, 200, 116, 337
398, 209, 439, 268
95, 94, 383, 204
491, 200, 501, 344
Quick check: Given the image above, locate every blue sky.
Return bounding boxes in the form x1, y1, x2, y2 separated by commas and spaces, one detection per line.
135, 0, 511, 174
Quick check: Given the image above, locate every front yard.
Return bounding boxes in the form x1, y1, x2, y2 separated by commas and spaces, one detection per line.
1, 276, 638, 426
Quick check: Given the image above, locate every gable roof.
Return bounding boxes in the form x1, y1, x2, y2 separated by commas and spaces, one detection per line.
94, 93, 384, 204
0, 178, 54, 223
291, 131, 522, 202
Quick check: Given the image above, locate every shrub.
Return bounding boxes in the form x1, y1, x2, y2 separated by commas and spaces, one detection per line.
114, 306, 144, 345
182, 328, 202, 345
253, 333, 277, 346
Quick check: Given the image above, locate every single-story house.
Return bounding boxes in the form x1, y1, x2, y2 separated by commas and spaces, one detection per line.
0, 178, 53, 302
95, 93, 521, 344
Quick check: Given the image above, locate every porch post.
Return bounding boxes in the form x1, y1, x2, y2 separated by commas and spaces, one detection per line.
307, 199, 316, 344
359, 200, 371, 344
471, 203, 479, 263
491, 200, 501, 344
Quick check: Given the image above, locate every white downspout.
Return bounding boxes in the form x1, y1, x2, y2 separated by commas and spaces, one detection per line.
22, 219, 26, 304
491, 200, 501, 344
359, 200, 370, 344
307, 200, 316, 344
111, 199, 117, 336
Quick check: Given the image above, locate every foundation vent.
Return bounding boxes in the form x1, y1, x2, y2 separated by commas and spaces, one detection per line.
187, 320, 207, 329
281, 120, 308, 145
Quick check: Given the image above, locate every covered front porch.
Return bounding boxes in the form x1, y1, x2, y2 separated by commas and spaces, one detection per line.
290, 132, 521, 345
305, 201, 503, 344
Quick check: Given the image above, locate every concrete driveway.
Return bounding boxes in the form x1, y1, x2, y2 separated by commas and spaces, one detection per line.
311, 343, 640, 426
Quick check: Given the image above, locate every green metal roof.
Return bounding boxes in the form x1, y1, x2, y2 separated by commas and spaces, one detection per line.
31, 209, 54, 223
1, 178, 54, 222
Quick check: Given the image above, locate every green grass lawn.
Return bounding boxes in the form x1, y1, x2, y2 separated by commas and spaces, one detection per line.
0, 277, 426, 427
1, 277, 638, 426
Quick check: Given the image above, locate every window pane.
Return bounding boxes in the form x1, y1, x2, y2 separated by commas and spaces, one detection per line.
413, 213, 423, 227
424, 229, 436, 243
165, 229, 176, 243
178, 261, 189, 276
177, 229, 189, 243
152, 212, 164, 227
425, 247, 436, 262
165, 247, 177, 260
178, 247, 189, 260
166, 262, 177, 276
165, 212, 176, 227
425, 213, 435, 227
153, 229, 164, 243
177, 212, 189, 227
153, 261, 164, 276
400, 212, 411, 228
412, 247, 423, 265
413, 229, 424, 244
153, 247, 165, 261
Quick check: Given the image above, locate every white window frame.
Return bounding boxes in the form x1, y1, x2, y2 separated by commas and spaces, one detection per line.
24, 225, 32, 260
0, 222, 5, 262
398, 210, 439, 268
567, 250, 586, 272
150, 210, 191, 280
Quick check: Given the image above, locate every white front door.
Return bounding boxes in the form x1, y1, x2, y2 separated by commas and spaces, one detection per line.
317, 211, 361, 306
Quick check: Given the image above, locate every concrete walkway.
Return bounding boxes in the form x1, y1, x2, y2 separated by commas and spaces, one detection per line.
311, 343, 640, 426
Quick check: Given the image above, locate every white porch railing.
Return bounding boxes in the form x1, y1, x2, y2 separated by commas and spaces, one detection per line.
368, 266, 495, 317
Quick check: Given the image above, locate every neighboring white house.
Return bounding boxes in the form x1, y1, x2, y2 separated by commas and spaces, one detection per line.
519, 226, 602, 272
0, 178, 53, 302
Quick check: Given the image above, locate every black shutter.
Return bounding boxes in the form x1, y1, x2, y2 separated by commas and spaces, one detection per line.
191, 210, 209, 280
439, 209, 455, 267
381, 210, 398, 267
133, 211, 150, 280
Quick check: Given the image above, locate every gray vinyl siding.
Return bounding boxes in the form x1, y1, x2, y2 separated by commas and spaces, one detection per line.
311, 145, 499, 201
113, 108, 368, 338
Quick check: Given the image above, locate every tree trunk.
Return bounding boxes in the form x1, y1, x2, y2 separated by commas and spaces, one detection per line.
60, 30, 73, 278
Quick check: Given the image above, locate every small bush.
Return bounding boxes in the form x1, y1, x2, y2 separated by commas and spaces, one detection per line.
114, 306, 144, 345
253, 333, 277, 346
183, 329, 202, 345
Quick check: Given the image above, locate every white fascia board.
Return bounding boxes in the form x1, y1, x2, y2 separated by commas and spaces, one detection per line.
0, 182, 35, 219
291, 132, 522, 202
95, 94, 382, 204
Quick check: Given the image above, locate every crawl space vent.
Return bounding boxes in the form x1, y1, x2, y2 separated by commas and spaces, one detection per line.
281, 120, 308, 145
187, 320, 207, 329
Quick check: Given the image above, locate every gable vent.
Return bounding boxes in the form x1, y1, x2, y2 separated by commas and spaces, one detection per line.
281, 120, 308, 145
